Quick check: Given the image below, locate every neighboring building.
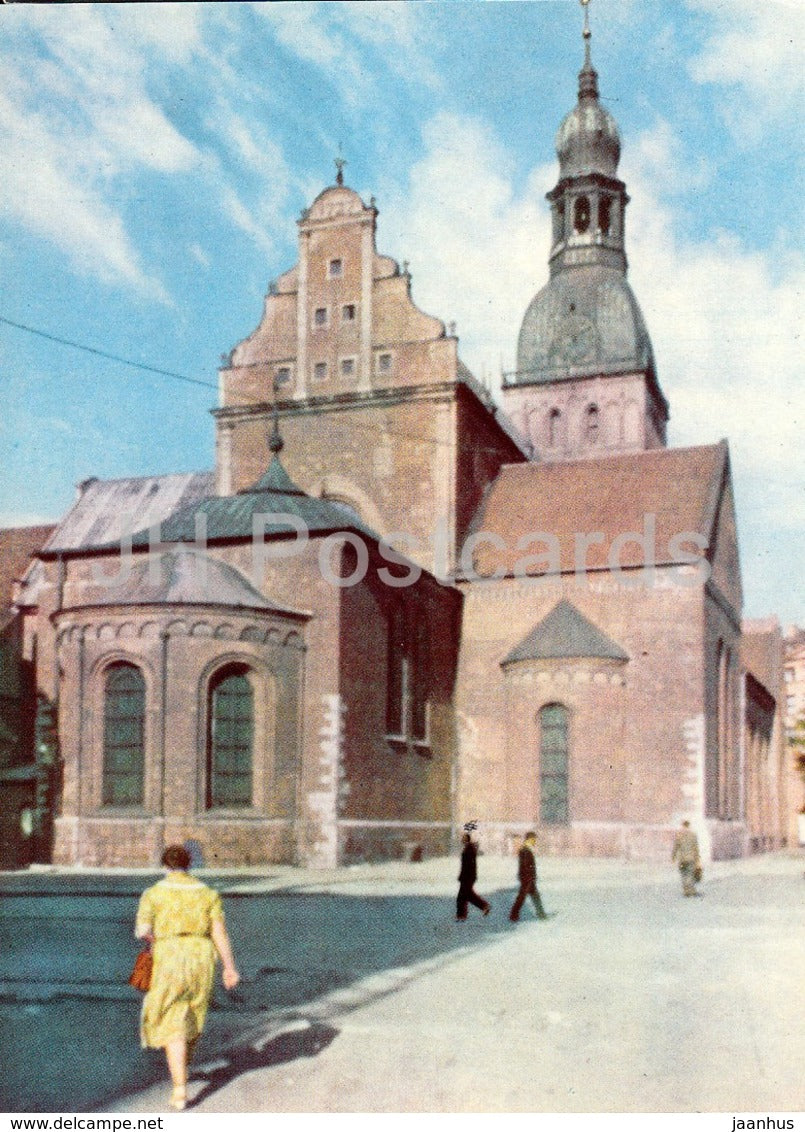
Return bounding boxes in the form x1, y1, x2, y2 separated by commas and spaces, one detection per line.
7, 21, 792, 867
0, 524, 56, 868
741, 618, 791, 851
782, 624, 805, 837
783, 625, 805, 731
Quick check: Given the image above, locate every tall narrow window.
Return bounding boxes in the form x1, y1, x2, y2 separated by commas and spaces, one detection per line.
548, 408, 562, 447
103, 664, 145, 806
574, 195, 591, 234
539, 703, 569, 824
585, 404, 600, 443
598, 196, 612, 234
208, 666, 253, 808
386, 604, 429, 744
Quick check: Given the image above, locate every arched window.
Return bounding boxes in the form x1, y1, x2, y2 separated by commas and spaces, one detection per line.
548, 408, 562, 448
598, 196, 611, 234
585, 404, 601, 443
102, 663, 145, 806
574, 195, 591, 234
208, 666, 254, 808
553, 199, 566, 244
539, 703, 569, 824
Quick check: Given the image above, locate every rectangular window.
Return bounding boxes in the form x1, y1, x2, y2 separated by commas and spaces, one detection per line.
386, 604, 429, 746
328, 258, 343, 278
377, 352, 393, 375
314, 307, 328, 328
313, 361, 328, 382
340, 357, 356, 380
342, 303, 356, 323
275, 366, 292, 387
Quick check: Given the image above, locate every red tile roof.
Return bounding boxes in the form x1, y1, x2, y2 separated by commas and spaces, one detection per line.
464, 441, 728, 578
0, 525, 56, 622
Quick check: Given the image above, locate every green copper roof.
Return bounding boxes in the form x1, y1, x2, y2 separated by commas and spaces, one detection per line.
502, 599, 628, 665
127, 457, 378, 548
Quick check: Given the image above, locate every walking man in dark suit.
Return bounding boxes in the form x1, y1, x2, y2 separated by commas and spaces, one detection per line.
456, 832, 491, 920
509, 831, 549, 921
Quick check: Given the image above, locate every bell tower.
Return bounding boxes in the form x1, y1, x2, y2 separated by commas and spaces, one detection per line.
501, 0, 669, 462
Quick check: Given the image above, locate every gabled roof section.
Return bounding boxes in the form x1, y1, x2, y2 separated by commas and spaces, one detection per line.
126, 456, 380, 548
467, 441, 730, 576
41, 472, 215, 556
0, 524, 56, 624
62, 549, 305, 618
502, 599, 628, 665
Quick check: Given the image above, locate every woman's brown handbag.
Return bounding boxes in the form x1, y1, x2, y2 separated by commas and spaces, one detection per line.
128, 948, 153, 992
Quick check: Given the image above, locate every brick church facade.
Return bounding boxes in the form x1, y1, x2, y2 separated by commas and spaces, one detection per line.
2, 25, 793, 868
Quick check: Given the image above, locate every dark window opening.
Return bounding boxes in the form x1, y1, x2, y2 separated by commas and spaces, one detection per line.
208, 667, 253, 808
548, 408, 562, 447
387, 604, 429, 743
102, 664, 145, 806
540, 703, 568, 824
574, 196, 591, 234
585, 404, 600, 442
598, 196, 611, 234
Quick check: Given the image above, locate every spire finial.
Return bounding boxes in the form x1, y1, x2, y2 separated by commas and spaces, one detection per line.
269, 379, 284, 455
334, 147, 347, 187
578, 0, 598, 99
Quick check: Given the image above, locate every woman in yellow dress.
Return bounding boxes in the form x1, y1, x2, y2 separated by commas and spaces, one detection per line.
135, 844, 240, 1110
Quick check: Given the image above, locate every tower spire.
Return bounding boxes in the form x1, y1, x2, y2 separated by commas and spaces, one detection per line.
579, 0, 598, 100
269, 379, 284, 456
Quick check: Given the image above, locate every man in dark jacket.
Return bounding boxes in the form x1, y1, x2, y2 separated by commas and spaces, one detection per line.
509, 831, 549, 922
456, 833, 491, 920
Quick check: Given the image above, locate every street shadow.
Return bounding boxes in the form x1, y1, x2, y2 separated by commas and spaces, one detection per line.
187, 1021, 339, 1109
0, 880, 517, 1111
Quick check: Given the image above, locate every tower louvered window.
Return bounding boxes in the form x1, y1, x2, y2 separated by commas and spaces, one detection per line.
102, 663, 145, 806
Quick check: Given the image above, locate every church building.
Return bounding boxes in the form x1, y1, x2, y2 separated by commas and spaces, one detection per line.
3, 16, 792, 867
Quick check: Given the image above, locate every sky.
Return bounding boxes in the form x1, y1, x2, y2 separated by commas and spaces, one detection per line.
0, 0, 802, 626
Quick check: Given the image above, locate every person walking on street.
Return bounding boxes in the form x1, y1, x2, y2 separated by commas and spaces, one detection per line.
509, 831, 549, 922
135, 844, 241, 1110
672, 820, 702, 897
456, 832, 491, 920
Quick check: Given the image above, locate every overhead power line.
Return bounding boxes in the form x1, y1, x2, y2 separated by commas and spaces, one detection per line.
0, 314, 217, 392
0, 311, 523, 460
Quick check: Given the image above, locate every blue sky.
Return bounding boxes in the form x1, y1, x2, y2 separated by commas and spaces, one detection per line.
0, 0, 802, 625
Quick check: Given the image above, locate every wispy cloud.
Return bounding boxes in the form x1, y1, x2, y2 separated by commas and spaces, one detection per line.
685, 0, 804, 137
0, 7, 202, 296
381, 112, 550, 382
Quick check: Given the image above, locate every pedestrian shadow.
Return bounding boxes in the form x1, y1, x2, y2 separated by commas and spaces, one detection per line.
188, 1020, 338, 1109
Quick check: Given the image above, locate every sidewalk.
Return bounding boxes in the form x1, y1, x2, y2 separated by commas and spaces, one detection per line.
99, 850, 804, 1114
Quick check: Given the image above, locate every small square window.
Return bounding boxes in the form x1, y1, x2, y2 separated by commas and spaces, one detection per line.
378, 352, 393, 374
313, 361, 327, 382
329, 259, 343, 278
342, 303, 356, 323
340, 357, 356, 379
275, 366, 292, 386
314, 307, 328, 328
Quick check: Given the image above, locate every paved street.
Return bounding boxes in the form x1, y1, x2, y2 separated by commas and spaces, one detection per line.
1, 853, 803, 1113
